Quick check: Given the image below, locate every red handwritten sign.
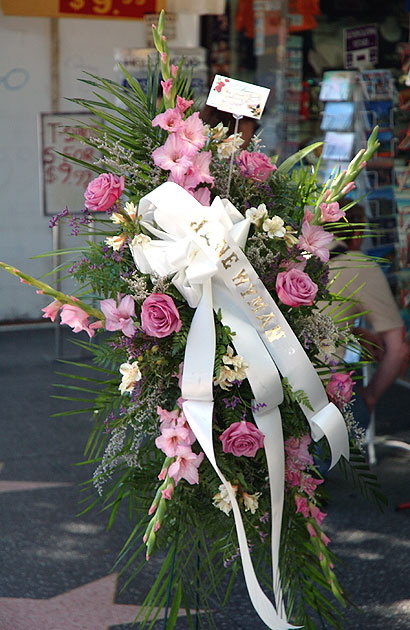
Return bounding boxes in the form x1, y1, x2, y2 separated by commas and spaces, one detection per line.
39, 112, 99, 216
59, 0, 162, 19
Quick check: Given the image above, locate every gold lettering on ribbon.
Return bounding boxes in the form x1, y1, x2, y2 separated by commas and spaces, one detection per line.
248, 296, 267, 313
265, 326, 286, 342
232, 268, 250, 286
190, 219, 207, 233
221, 252, 240, 269
240, 283, 258, 298
256, 312, 276, 328
216, 240, 230, 258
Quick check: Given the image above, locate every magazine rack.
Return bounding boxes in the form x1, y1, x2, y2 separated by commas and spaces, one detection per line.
319, 70, 370, 199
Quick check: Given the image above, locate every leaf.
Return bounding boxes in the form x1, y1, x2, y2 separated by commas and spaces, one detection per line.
167, 580, 183, 630
277, 142, 323, 174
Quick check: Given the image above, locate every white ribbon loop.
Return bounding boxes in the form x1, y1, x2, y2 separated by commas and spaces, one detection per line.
132, 182, 349, 630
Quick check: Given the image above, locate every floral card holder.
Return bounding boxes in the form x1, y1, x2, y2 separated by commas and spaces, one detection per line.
206, 74, 270, 120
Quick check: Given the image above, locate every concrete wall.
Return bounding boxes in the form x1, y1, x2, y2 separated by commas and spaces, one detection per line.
0, 10, 199, 321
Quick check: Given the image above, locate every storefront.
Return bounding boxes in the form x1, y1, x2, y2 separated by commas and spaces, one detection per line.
200, 1, 410, 308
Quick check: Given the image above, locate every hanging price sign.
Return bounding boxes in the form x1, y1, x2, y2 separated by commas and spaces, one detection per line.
59, 0, 164, 19
1, 0, 165, 19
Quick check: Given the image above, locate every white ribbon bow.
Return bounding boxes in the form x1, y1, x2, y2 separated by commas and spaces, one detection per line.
131, 182, 349, 630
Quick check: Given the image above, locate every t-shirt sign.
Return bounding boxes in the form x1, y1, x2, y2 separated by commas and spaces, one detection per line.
206, 75, 270, 120
39, 112, 99, 216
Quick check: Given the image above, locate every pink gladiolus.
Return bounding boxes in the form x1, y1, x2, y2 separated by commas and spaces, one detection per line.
141, 293, 182, 338
156, 406, 181, 429
160, 52, 167, 63
41, 299, 62, 322
285, 434, 314, 469
174, 363, 184, 389
276, 268, 318, 307
236, 150, 276, 182
189, 186, 211, 206
152, 134, 195, 181
307, 522, 317, 538
161, 78, 173, 98
158, 467, 168, 480
60, 303, 95, 337
100, 294, 136, 338
219, 421, 265, 457
280, 257, 307, 272
301, 475, 324, 497
341, 182, 356, 195
182, 151, 214, 189
176, 95, 193, 113
321, 532, 331, 546
303, 207, 314, 224
319, 201, 345, 223
298, 221, 334, 262
310, 504, 327, 526
177, 112, 206, 150
84, 173, 124, 212
285, 469, 302, 488
295, 495, 309, 518
155, 425, 191, 457
168, 447, 204, 485
171, 64, 179, 77
161, 484, 174, 500
152, 108, 183, 132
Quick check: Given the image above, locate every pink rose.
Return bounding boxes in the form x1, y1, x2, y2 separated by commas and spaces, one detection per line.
141, 293, 182, 338
326, 372, 354, 408
219, 421, 264, 457
236, 151, 276, 183
276, 269, 318, 307
319, 201, 345, 223
84, 173, 125, 212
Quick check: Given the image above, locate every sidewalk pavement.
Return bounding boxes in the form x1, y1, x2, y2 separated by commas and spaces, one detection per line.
1, 325, 410, 630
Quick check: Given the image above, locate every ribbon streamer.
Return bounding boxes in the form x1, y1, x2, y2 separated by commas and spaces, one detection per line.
131, 182, 349, 629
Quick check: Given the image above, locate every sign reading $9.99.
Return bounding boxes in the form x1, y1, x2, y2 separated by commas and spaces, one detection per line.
59, 0, 162, 19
